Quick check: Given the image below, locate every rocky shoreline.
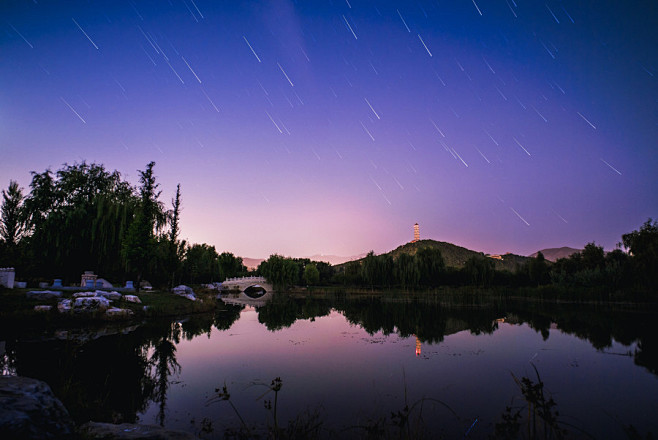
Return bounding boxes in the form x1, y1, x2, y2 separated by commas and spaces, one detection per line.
0, 375, 198, 439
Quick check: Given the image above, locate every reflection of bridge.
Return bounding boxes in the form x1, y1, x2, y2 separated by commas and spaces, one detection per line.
219, 276, 274, 307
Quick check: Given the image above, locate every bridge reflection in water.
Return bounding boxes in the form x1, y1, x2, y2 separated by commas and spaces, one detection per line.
218, 276, 274, 307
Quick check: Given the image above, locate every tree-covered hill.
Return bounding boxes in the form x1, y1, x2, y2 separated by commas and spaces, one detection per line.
363, 239, 531, 271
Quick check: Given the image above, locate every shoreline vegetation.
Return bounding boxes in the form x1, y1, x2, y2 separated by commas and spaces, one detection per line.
1, 284, 655, 328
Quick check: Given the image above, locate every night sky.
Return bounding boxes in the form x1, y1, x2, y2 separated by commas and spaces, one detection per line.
1, 0, 656, 259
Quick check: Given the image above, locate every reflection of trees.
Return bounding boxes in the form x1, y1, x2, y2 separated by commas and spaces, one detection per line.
5, 326, 156, 424
257, 295, 331, 331
336, 299, 500, 344
1, 307, 245, 427
149, 323, 181, 427
214, 304, 244, 330
505, 301, 658, 376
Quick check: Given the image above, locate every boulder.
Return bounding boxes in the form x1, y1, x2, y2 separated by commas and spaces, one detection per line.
96, 278, 113, 288
57, 299, 72, 313
98, 291, 122, 301
33, 305, 52, 312
0, 375, 75, 439
105, 308, 134, 319
25, 290, 61, 301
123, 295, 141, 304
172, 285, 196, 301
73, 291, 97, 298
172, 285, 194, 295
73, 296, 111, 313
79, 422, 198, 439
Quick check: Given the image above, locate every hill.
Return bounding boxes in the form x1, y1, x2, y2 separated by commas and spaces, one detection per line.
529, 247, 581, 262
343, 239, 530, 271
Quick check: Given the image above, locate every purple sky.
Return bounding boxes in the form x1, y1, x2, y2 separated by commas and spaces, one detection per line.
1, 1, 656, 259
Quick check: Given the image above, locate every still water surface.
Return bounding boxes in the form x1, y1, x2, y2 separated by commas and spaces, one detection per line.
2, 295, 657, 438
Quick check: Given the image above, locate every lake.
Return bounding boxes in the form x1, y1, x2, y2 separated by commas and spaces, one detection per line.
2, 294, 657, 439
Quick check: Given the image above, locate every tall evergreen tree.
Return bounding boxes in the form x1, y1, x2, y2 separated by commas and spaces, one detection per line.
0, 180, 25, 246
123, 162, 162, 290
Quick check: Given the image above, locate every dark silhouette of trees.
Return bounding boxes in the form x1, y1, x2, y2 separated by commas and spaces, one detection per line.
0, 180, 26, 266
527, 252, 550, 286
622, 219, 658, 289
123, 162, 164, 291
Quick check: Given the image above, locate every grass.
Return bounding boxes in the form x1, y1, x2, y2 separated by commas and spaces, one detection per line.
0, 285, 220, 324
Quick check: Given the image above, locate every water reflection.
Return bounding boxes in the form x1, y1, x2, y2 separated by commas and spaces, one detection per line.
0, 295, 656, 436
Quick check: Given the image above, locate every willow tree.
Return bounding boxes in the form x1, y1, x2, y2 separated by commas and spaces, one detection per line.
21, 162, 136, 282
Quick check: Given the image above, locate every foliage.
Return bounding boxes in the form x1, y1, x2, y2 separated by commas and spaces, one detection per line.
527, 252, 550, 286
122, 162, 163, 290
0, 180, 26, 266
493, 364, 567, 440
182, 243, 221, 283
622, 219, 658, 289
258, 255, 300, 290
218, 252, 247, 280
303, 263, 320, 285
20, 162, 138, 282
0, 180, 25, 246
463, 256, 496, 287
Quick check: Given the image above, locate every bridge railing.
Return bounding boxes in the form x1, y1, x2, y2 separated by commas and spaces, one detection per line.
223, 276, 266, 282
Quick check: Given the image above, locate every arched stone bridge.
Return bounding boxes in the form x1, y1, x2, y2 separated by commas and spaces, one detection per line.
219, 276, 274, 306
219, 276, 273, 296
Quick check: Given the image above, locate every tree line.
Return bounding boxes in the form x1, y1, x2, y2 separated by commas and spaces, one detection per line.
254, 219, 657, 296
0, 161, 247, 289
2, 162, 655, 295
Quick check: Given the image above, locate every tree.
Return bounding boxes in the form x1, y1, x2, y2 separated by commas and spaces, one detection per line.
19, 162, 137, 281
303, 263, 320, 285
395, 253, 420, 289
527, 251, 550, 286
416, 246, 445, 287
258, 255, 299, 290
166, 184, 183, 287
463, 256, 495, 287
0, 180, 25, 246
123, 162, 163, 290
622, 219, 658, 289
217, 252, 246, 280
581, 242, 605, 271
182, 243, 220, 284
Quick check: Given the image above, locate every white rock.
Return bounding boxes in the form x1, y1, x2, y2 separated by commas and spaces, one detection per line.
73, 296, 111, 312
105, 307, 134, 319
34, 305, 52, 312
123, 295, 141, 304
172, 285, 194, 295
26, 290, 62, 300
57, 299, 72, 313
98, 291, 122, 301
73, 291, 97, 298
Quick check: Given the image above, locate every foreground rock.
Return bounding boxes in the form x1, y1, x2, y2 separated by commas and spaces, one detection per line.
0, 375, 75, 439
172, 285, 196, 301
26, 290, 62, 300
79, 422, 198, 439
73, 296, 111, 313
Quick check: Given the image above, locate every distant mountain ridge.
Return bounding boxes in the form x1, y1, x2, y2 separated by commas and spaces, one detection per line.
529, 247, 582, 262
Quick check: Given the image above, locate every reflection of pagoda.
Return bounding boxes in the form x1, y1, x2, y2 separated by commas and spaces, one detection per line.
415, 336, 421, 357
411, 223, 420, 243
